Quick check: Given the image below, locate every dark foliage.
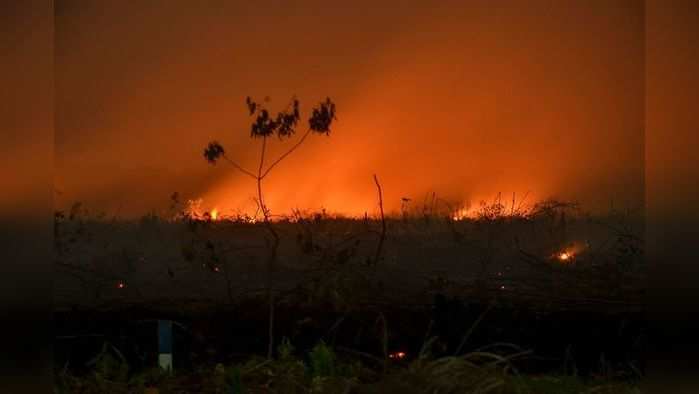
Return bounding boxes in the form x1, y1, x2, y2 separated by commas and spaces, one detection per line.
203, 141, 225, 164
247, 96, 302, 139
309, 97, 337, 134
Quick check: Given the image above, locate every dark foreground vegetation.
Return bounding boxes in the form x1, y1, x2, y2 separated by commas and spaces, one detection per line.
55, 198, 644, 393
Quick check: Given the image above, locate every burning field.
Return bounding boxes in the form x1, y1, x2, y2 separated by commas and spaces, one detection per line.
48, 1, 648, 391
54, 197, 644, 392
55, 197, 644, 310
52, 93, 645, 391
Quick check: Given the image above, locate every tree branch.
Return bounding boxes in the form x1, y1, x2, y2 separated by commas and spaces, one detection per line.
260, 127, 313, 179
222, 155, 257, 179
258, 135, 267, 178
257, 135, 268, 218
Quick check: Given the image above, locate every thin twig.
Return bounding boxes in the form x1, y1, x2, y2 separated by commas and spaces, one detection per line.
324, 315, 347, 343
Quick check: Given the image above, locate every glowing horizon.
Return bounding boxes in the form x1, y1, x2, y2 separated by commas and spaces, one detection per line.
53, 2, 644, 218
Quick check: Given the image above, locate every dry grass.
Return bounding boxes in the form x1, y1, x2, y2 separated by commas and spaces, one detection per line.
54, 198, 644, 313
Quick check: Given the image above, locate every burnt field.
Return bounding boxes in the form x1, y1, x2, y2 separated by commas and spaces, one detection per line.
54, 201, 644, 392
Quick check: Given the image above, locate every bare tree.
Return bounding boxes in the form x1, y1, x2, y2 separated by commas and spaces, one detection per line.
203, 95, 337, 358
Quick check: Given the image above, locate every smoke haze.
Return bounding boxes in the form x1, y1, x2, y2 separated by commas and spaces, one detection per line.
55, 0, 644, 217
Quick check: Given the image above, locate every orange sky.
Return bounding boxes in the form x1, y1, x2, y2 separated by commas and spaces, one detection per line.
55, 0, 644, 218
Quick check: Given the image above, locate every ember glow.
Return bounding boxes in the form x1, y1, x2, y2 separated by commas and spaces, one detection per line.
558, 252, 572, 261
554, 243, 588, 263
451, 208, 471, 221
389, 351, 407, 360
555, 249, 580, 263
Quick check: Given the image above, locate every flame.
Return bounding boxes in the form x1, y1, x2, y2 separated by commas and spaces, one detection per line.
557, 251, 572, 262
182, 199, 226, 221
389, 351, 407, 360
190, 192, 533, 223
452, 209, 468, 221
554, 242, 589, 263
451, 207, 477, 221
116, 281, 125, 289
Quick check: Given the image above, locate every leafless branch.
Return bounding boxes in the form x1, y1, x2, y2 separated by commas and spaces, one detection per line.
260, 127, 313, 179
372, 174, 386, 266
222, 155, 257, 179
